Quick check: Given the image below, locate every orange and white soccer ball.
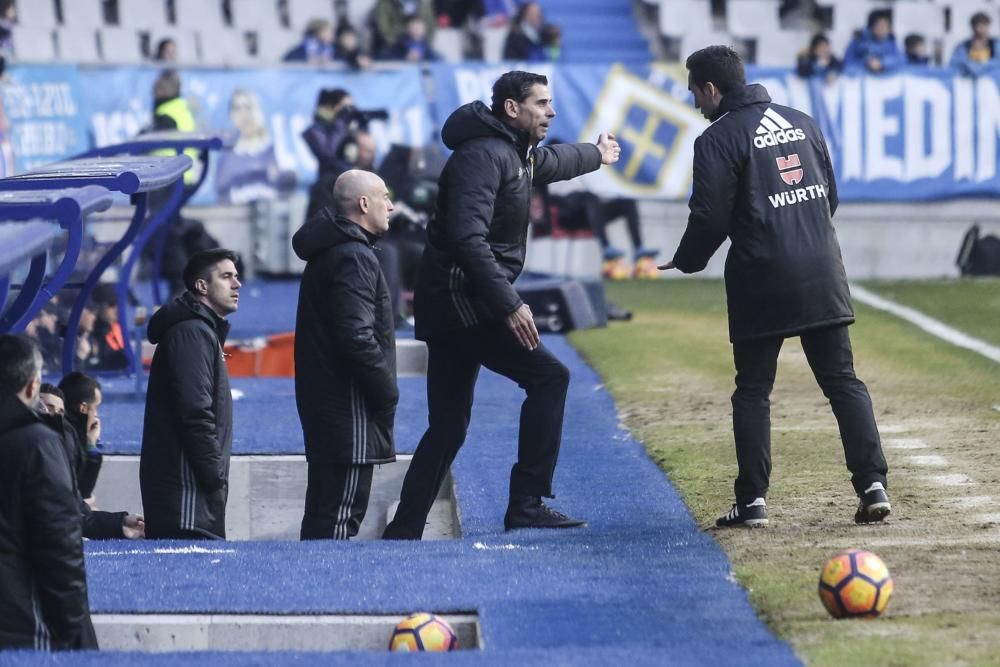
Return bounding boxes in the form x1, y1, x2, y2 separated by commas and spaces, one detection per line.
818, 549, 893, 618
388, 612, 458, 652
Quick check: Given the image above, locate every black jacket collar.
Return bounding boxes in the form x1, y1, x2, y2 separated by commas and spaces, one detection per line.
714, 84, 772, 121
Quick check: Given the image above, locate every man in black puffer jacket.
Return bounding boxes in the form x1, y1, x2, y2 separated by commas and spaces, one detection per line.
661, 46, 889, 528
0, 335, 98, 651
140, 249, 240, 540
383, 71, 622, 539
294, 169, 397, 540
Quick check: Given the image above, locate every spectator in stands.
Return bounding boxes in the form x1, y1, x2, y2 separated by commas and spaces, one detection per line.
540, 23, 561, 61
140, 249, 239, 540
480, 0, 515, 27
380, 13, 439, 61
91, 289, 127, 371
292, 170, 398, 540
950, 12, 1000, 77
302, 88, 386, 219
436, 0, 485, 28
0, 0, 14, 58
843, 9, 902, 74
503, 2, 545, 61
215, 89, 294, 204
25, 304, 62, 372
39, 382, 145, 540
0, 335, 98, 651
57, 372, 104, 502
796, 33, 842, 81
154, 37, 177, 63
334, 23, 373, 70
904, 34, 929, 66
283, 18, 335, 64
74, 304, 100, 371
373, 0, 436, 56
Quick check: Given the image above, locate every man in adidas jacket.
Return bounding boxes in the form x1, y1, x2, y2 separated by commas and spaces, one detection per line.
140, 249, 240, 539
383, 70, 621, 539
661, 46, 890, 528
293, 170, 397, 540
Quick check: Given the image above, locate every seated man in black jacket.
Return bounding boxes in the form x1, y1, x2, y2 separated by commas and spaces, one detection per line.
39, 382, 144, 540
0, 335, 98, 651
140, 249, 241, 540
293, 169, 398, 540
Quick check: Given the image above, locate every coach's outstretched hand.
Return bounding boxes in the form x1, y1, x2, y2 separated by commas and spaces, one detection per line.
597, 133, 621, 165
657, 260, 675, 270
507, 303, 540, 351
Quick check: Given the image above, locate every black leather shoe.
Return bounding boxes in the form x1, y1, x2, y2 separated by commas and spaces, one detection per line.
504, 496, 587, 531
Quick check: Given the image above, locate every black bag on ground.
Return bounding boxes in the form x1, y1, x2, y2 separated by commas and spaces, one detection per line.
957, 225, 1000, 276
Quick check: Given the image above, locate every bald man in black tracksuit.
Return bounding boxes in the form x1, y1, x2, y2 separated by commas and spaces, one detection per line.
383, 71, 621, 538
663, 46, 890, 528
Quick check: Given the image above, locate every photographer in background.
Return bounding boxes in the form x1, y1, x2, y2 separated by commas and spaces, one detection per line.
302, 88, 389, 220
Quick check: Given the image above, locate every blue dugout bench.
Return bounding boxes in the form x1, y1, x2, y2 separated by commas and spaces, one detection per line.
0, 155, 191, 376
0, 186, 114, 337
75, 131, 237, 305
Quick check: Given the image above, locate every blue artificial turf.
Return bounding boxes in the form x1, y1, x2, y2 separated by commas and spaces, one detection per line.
3, 282, 801, 666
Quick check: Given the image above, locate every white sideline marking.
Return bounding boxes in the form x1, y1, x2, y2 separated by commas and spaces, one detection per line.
993, 405, 1000, 413
884, 438, 927, 449
472, 542, 537, 551
878, 424, 908, 434
89, 546, 237, 557
952, 496, 994, 509
908, 455, 949, 466
924, 473, 972, 486
850, 284, 1000, 364
976, 513, 1000, 524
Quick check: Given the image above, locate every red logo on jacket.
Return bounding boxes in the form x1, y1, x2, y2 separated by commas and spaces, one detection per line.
776, 154, 803, 186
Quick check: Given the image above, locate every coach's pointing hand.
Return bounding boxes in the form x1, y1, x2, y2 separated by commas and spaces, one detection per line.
507, 304, 540, 351
657, 260, 675, 270
597, 133, 621, 165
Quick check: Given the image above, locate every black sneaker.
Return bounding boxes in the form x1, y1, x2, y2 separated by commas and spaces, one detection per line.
504, 496, 587, 531
715, 498, 768, 528
855, 482, 891, 524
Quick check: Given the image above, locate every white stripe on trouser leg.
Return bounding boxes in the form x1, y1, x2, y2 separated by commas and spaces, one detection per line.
334, 465, 360, 539
31, 587, 50, 651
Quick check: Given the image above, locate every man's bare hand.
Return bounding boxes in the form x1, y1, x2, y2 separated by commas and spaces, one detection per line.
597, 133, 621, 165
122, 514, 145, 540
506, 304, 540, 351
657, 260, 675, 270
87, 417, 101, 447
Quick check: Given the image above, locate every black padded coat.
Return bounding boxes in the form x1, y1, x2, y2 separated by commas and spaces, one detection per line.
671, 84, 854, 342
413, 101, 603, 340
140, 292, 233, 539
293, 210, 398, 465
0, 394, 97, 650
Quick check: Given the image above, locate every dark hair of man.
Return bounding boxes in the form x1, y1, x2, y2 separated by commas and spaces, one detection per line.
867, 9, 891, 31
0, 335, 42, 395
809, 33, 829, 53
904, 34, 924, 50
686, 46, 746, 95
491, 70, 548, 118
317, 87, 349, 109
971, 12, 991, 29
58, 372, 100, 412
39, 383, 64, 401
182, 248, 238, 293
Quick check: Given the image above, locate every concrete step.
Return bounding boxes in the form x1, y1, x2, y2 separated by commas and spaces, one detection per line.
93, 613, 480, 651
92, 455, 458, 541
